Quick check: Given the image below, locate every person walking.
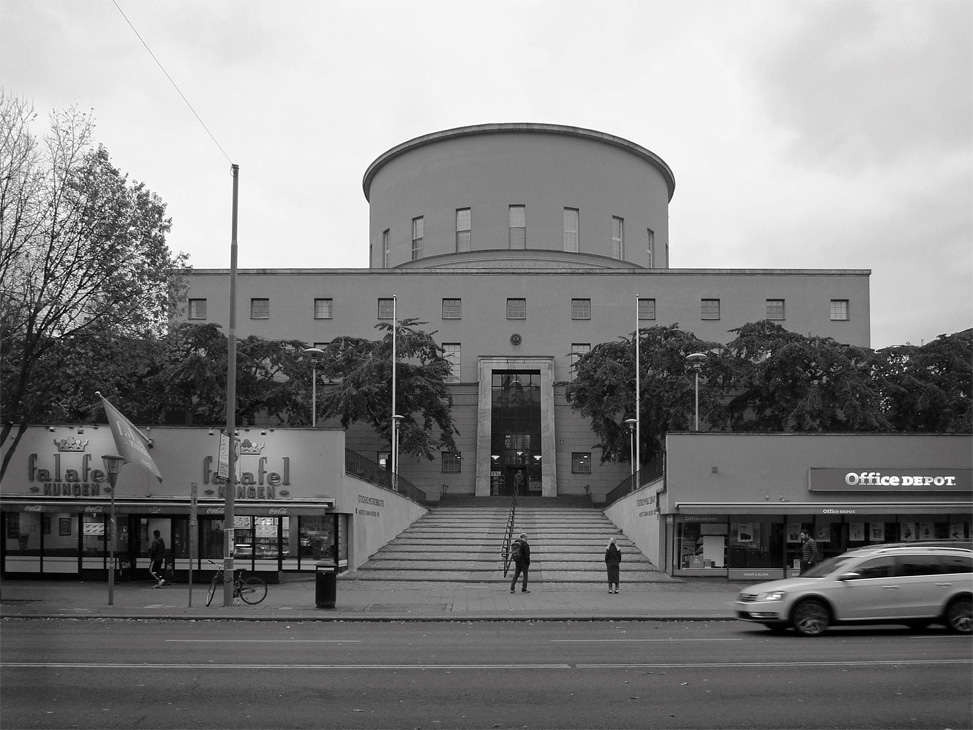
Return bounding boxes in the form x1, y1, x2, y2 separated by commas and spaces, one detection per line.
800, 529, 820, 574
605, 537, 622, 594
509, 532, 531, 593
149, 530, 166, 587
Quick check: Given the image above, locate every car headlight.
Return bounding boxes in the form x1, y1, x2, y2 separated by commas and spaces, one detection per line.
756, 590, 787, 602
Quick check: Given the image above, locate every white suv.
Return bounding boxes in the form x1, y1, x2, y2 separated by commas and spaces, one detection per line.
736, 543, 972, 636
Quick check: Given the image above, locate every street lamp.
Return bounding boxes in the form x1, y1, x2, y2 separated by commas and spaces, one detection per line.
391, 414, 404, 491
686, 353, 707, 432
303, 347, 325, 427
624, 418, 638, 482
101, 454, 126, 606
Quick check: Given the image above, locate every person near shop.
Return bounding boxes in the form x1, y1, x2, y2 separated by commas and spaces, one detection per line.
800, 530, 820, 573
509, 533, 531, 593
605, 537, 622, 594
149, 530, 167, 587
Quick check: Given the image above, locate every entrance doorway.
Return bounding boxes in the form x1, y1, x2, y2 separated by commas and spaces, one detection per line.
490, 371, 542, 496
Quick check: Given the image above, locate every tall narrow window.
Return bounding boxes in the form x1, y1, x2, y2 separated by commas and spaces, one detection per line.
506, 298, 526, 319
647, 228, 655, 267
830, 299, 849, 321
382, 229, 390, 268
638, 297, 656, 320
188, 298, 207, 320
612, 216, 624, 259
509, 205, 526, 249
442, 298, 462, 319
455, 208, 471, 252
411, 217, 424, 260
766, 299, 785, 320
563, 208, 579, 252
250, 298, 270, 319
443, 343, 461, 383
701, 299, 720, 320
571, 298, 591, 320
571, 343, 591, 378
377, 298, 394, 320
314, 298, 333, 319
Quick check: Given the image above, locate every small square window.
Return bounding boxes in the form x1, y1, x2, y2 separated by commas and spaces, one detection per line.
378, 298, 394, 320
188, 298, 207, 320
766, 299, 785, 320
442, 298, 462, 319
638, 298, 656, 321
442, 452, 461, 474
830, 299, 849, 321
571, 298, 591, 320
314, 298, 333, 319
701, 299, 720, 320
250, 298, 270, 319
572, 452, 591, 474
506, 298, 526, 319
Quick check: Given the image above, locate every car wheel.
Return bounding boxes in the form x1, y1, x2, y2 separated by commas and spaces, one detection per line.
792, 599, 830, 636
945, 596, 972, 634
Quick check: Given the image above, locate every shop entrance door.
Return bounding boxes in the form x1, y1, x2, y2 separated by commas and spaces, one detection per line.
491, 371, 542, 497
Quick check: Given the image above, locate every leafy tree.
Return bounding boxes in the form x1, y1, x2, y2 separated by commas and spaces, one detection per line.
565, 324, 721, 465
311, 319, 459, 460
875, 329, 972, 433
710, 321, 889, 432
0, 92, 186, 480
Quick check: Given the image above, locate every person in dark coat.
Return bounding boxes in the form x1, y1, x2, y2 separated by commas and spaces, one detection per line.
800, 530, 820, 574
148, 530, 166, 587
509, 533, 531, 593
605, 537, 622, 594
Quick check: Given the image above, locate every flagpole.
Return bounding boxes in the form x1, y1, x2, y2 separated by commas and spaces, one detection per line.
224, 163, 239, 607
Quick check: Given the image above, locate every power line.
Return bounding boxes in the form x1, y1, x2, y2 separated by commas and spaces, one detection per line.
111, 0, 233, 165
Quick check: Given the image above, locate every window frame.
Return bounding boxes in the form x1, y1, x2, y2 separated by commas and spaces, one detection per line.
571, 298, 591, 320
509, 205, 526, 249
382, 228, 390, 268
442, 298, 462, 320
701, 298, 721, 320
638, 297, 656, 321
313, 298, 334, 320
563, 208, 579, 253
572, 452, 592, 474
411, 216, 424, 261
250, 298, 270, 320
831, 299, 850, 321
766, 299, 785, 321
611, 216, 624, 259
188, 298, 207, 320
442, 452, 462, 474
377, 298, 394, 320
506, 298, 527, 320
442, 342, 461, 383
455, 208, 471, 252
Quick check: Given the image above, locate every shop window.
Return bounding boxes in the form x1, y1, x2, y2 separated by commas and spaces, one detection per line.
300, 516, 335, 563
82, 513, 105, 556
727, 520, 783, 569
676, 521, 728, 570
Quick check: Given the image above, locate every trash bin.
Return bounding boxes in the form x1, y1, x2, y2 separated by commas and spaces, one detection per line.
315, 562, 336, 609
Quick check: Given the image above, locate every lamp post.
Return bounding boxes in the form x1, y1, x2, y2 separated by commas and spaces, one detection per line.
686, 353, 707, 432
624, 418, 638, 482
101, 455, 126, 606
303, 347, 324, 427
391, 414, 404, 491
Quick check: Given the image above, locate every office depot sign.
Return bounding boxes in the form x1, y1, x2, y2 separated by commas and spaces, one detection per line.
809, 468, 971, 492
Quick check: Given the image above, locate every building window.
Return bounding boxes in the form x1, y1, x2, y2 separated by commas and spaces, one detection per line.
766, 299, 785, 320
506, 298, 526, 320
314, 298, 333, 319
638, 297, 656, 320
571, 343, 591, 378
188, 298, 207, 320
378, 298, 394, 320
701, 299, 720, 320
377, 451, 390, 469
382, 229, 390, 268
411, 217, 423, 260
442, 298, 462, 319
647, 228, 655, 267
831, 299, 849, 321
563, 208, 579, 253
571, 298, 591, 320
572, 452, 591, 474
250, 298, 270, 319
443, 343, 461, 383
509, 205, 526, 249
612, 216, 624, 259
442, 452, 462, 473
456, 208, 471, 252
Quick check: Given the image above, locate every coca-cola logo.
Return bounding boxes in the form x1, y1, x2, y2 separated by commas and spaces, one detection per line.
24, 505, 42, 512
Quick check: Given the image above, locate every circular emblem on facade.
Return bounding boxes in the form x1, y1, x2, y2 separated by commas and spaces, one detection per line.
510, 334, 522, 345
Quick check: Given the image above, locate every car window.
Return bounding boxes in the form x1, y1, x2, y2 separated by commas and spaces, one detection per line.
803, 554, 857, 578
939, 554, 973, 574
849, 556, 897, 580
898, 555, 943, 577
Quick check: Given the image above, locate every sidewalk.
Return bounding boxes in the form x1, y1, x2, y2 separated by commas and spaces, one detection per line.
0, 575, 742, 623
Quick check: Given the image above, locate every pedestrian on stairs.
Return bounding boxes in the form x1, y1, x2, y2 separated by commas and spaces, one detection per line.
509, 533, 531, 593
605, 537, 622, 594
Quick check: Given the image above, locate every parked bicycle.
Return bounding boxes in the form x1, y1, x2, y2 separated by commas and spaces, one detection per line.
205, 560, 268, 606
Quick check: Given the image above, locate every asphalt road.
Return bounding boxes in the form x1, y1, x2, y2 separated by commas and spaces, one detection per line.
2, 619, 970, 730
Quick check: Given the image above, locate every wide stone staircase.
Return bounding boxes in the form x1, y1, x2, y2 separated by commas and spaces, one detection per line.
343, 496, 664, 584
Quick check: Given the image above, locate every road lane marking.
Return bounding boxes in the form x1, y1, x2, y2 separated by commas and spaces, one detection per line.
552, 638, 744, 643
164, 640, 361, 643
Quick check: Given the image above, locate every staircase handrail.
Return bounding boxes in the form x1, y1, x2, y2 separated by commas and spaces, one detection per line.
500, 491, 518, 577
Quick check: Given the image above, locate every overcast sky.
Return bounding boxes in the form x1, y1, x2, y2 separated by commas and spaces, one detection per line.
2, 0, 970, 349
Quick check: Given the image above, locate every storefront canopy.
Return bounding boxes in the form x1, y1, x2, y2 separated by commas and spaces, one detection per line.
0, 498, 334, 516
673, 501, 972, 516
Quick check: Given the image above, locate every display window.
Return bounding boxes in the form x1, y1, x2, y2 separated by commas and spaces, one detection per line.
727, 519, 783, 569
676, 520, 728, 571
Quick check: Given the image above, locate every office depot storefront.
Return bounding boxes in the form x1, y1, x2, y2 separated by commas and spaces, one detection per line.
0, 425, 415, 581
660, 433, 972, 581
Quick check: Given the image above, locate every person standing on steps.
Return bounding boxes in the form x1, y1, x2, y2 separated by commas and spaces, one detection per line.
509, 532, 531, 593
605, 536, 622, 594
149, 530, 166, 587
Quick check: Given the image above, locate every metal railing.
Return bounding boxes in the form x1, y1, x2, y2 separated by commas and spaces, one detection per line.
604, 456, 665, 508
500, 491, 518, 577
344, 449, 427, 505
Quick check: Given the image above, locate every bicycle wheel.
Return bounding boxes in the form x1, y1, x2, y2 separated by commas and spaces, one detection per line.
205, 574, 222, 607
237, 576, 267, 605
